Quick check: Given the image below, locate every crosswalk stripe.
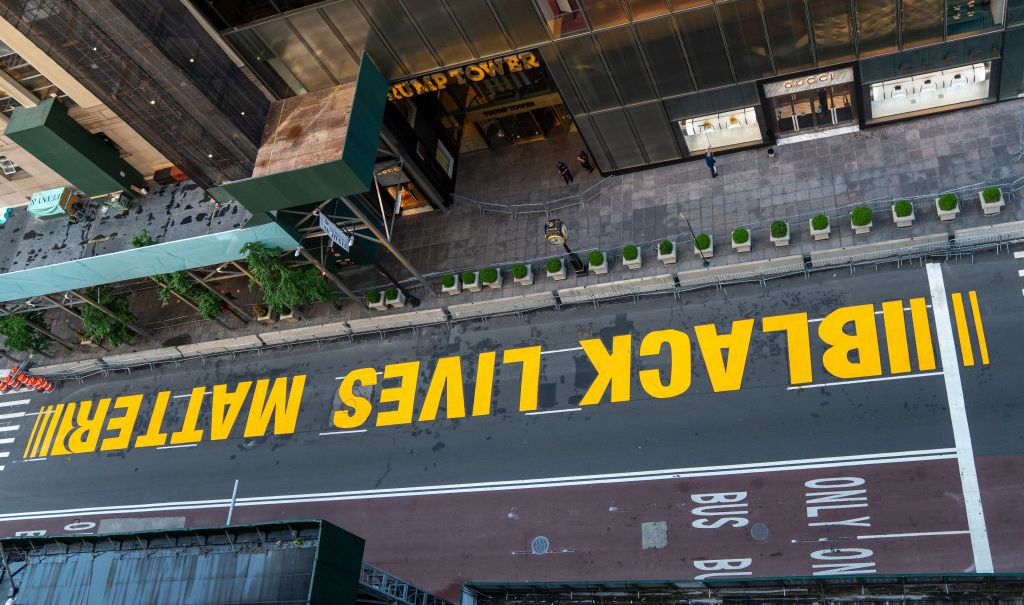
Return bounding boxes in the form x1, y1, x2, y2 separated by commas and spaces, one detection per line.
0, 438, 13, 445
1015, 251, 1024, 259
0, 412, 24, 421
0, 426, 18, 433
0, 453, 10, 458
0, 399, 30, 409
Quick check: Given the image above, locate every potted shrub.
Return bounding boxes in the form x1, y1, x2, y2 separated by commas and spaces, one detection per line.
278, 307, 301, 322
441, 273, 460, 296
513, 263, 533, 286
366, 291, 386, 312
892, 199, 915, 227
809, 214, 830, 240
588, 250, 608, 275
731, 227, 751, 253
979, 186, 1004, 215
936, 193, 960, 221
252, 303, 276, 323
693, 233, 714, 258
481, 266, 503, 289
850, 205, 873, 234
546, 257, 566, 281
770, 220, 790, 247
657, 240, 677, 265
462, 270, 481, 292
622, 244, 642, 270
385, 287, 405, 308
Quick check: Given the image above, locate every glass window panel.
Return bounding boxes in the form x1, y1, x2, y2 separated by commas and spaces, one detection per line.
253, 20, 334, 93
538, 45, 586, 115
322, 2, 404, 78
194, 1, 278, 28
401, 0, 474, 65
226, 29, 299, 98
491, 0, 550, 46
1010, 0, 1024, 23
557, 36, 620, 110
718, 0, 773, 81
627, 102, 680, 163
444, 0, 512, 56
287, 11, 359, 84
580, 0, 629, 28
855, 0, 898, 57
356, 0, 439, 73
762, 0, 813, 73
946, 0, 1004, 37
809, 0, 855, 64
596, 27, 656, 103
635, 16, 695, 95
624, 0, 670, 19
902, 0, 945, 48
592, 110, 645, 168
572, 114, 612, 170
676, 7, 733, 88
999, 27, 1024, 98
671, 0, 713, 9
534, 0, 590, 37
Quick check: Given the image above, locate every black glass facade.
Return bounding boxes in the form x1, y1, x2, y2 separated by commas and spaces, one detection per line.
192, 0, 1024, 173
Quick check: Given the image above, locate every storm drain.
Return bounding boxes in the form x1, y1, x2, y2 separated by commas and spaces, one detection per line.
750, 522, 770, 541
531, 536, 550, 555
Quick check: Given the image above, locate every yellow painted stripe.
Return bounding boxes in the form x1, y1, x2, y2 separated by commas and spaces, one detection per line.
909, 297, 936, 371
37, 403, 63, 457
22, 407, 44, 458
881, 300, 912, 374
951, 292, 974, 367
968, 290, 989, 365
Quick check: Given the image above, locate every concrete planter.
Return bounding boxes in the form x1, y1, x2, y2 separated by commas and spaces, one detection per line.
385, 291, 406, 308
367, 297, 386, 312
851, 219, 873, 235
809, 218, 831, 241
731, 231, 751, 253
590, 255, 608, 275
657, 242, 677, 265
892, 204, 916, 228
979, 190, 1005, 216
769, 223, 790, 247
623, 247, 642, 270
482, 270, 504, 289
255, 307, 278, 323
441, 276, 461, 296
935, 197, 960, 222
513, 265, 534, 286
547, 262, 567, 281
694, 235, 714, 258
463, 272, 482, 292
279, 308, 301, 322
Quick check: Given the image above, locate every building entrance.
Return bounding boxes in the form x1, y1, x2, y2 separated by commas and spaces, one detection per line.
763, 67, 858, 138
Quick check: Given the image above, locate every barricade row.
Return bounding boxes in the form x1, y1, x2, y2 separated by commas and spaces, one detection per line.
556, 275, 674, 305
448, 293, 555, 320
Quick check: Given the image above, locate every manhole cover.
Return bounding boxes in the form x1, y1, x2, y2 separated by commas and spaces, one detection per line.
750, 523, 770, 541
531, 536, 550, 555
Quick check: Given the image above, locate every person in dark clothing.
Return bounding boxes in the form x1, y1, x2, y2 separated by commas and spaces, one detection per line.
704, 151, 718, 178
556, 160, 573, 184
577, 150, 594, 173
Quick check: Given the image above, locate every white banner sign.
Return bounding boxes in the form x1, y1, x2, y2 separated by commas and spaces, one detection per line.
318, 213, 354, 252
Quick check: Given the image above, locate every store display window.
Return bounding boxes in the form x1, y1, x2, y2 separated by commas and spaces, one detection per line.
678, 107, 761, 155
868, 62, 993, 121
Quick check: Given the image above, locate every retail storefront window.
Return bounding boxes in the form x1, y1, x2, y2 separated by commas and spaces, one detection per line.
678, 107, 760, 155
868, 62, 992, 121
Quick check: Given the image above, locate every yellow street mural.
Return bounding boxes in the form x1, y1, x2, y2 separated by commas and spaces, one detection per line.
20, 293, 991, 457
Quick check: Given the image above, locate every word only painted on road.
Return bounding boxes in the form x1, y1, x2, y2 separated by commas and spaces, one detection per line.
19, 292, 991, 455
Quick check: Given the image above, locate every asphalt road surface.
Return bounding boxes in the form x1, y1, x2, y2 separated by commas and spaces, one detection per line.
1, 251, 1022, 599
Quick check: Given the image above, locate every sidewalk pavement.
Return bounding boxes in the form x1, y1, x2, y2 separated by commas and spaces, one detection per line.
19, 99, 1024, 364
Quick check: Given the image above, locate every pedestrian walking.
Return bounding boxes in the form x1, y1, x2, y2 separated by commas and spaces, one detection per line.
704, 150, 718, 178
556, 160, 574, 184
577, 150, 594, 173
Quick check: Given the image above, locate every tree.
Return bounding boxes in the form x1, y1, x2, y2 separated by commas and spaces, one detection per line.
0, 312, 50, 354
80, 287, 135, 348
132, 229, 223, 319
240, 242, 332, 314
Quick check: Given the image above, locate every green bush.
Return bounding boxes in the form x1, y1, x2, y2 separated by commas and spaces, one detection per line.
546, 258, 563, 273
80, 286, 134, 348
480, 267, 499, 284
462, 271, 477, 285
588, 250, 605, 266
130, 229, 156, 248
694, 233, 711, 250
659, 240, 674, 255
894, 200, 914, 217
441, 274, 456, 288
623, 244, 639, 261
367, 290, 381, 304
513, 263, 528, 279
982, 187, 1001, 204
938, 193, 958, 212
770, 220, 788, 238
0, 312, 50, 354
240, 242, 331, 314
811, 214, 829, 230
851, 206, 873, 227
197, 292, 222, 319
732, 228, 749, 244
384, 287, 398, 301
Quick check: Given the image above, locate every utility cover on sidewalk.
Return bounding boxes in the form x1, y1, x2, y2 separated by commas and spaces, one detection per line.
641, 521, 668, 549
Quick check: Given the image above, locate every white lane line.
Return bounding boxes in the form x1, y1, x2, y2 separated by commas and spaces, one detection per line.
172, 391, 210, 399
0, 453, 9, 458
0, 449, 958, 522
540, 346, 584, 355
525, 408, 581, 416
787, 371, 944, 390
857, 530, 971, 540
0, 438, 14, 445
0, 399, 30, 409
0, 412, 24, 421
0, 466, 4, 471
335, 371, 385, 380
926, 262, 992, 573
1014, 251, 1024, 259
0, 426, 19, 433
319, 429, 368, 436
1019, 269, 1024, 277
155, 444, 197, 450
808, 305, 929, 323
23, 457, 45, 462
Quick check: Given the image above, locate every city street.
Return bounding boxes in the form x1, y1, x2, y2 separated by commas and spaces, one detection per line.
0, 250, 1022, 598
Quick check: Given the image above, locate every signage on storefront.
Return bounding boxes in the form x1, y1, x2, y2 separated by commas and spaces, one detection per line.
763, 67, 854, 98
388, 52, 542, 101
464, 92, 562, 123
318, 212, 354, 252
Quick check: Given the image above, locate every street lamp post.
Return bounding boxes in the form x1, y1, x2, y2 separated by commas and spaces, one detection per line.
544, 218, 586, 275
681, 213, 710, 268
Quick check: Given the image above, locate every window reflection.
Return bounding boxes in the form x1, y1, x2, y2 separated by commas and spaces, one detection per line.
855, 0, 898, 56
593, 110, 646, 168
635, 16, 695, 95
445, 0, 513, 57
946, 0, 1004, 37
580, 0, 629, 28
628, 102, 680, 163
809, 0, 855, 64
534, 0, 590, 37
762, 0, 813, 73
624, 0, 670, 20
596, 27, 656, 104
1009, 0, 1024, 23
718, 0, 773, 81
902, 0, 945, 48
676, 7, 734, 88
558, 36, 620, 110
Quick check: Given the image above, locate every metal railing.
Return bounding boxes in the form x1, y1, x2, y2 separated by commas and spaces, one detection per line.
360, 562, 452, 605
452, 175, 617, 217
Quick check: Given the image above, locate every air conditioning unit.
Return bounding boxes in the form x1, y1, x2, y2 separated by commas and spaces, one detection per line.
0, 159, 17, 175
